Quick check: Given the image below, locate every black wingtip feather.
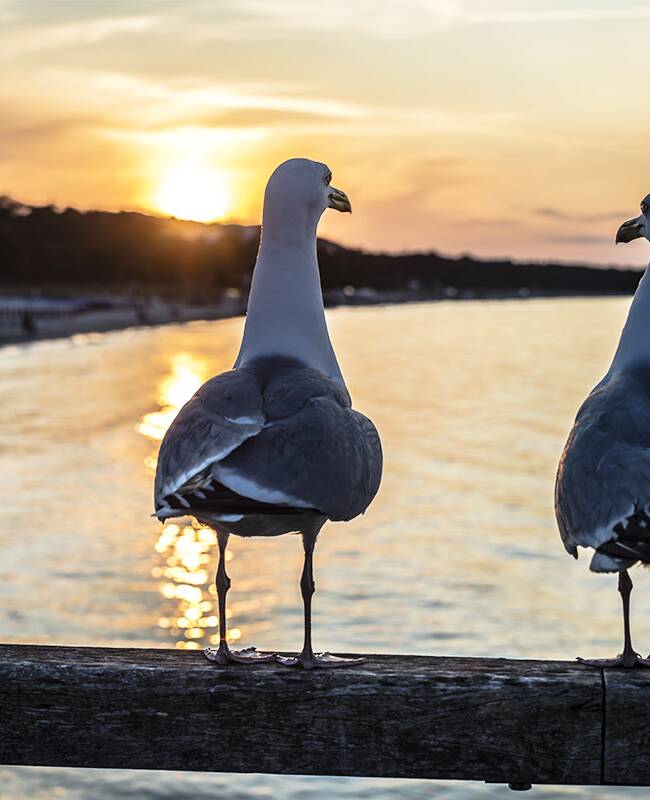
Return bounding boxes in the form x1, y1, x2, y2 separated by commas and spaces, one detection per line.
598, 506, 650, 565
163, 476, 320, 517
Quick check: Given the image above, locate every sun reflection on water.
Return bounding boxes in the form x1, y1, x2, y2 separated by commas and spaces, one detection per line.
138, 353, 207, 444
139, 352, 244, 649
151, 522, 242, 650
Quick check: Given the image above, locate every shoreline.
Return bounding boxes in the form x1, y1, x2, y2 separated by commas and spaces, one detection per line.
0, 289, 632, 348
0, 298, 245, 348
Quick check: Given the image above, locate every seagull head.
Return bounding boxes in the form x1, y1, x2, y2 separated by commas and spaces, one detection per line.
262, 159, 351, 241
616, 196, 650, 244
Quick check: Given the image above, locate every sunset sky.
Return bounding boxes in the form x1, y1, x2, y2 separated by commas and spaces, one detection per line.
2, 0, 650, 265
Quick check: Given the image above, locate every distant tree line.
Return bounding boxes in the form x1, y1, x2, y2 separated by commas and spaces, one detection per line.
0, 196, 642, 299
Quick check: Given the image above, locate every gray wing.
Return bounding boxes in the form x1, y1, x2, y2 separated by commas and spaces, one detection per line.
214, 395, 383, 521
155, 358, 382, 522
154, 368, 265, 505
555, 367, 650, 568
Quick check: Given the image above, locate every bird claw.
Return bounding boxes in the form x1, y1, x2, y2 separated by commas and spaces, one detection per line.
577, 652, 650, 669
204, 644, 276, 665
276, 651, 365, 669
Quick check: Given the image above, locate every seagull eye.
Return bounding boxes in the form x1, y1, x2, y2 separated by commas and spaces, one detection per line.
642, 202, 648, 214
324, 172, 332, 186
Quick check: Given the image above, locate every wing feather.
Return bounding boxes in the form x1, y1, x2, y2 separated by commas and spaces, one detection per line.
214, 395, 382, 521
556, 367, 650, 562
154, 357, 382, 523
154, 368, 265, 504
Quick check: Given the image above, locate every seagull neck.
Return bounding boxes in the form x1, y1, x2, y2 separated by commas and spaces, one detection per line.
609, 264, 650, 375
234, 234, 344, 383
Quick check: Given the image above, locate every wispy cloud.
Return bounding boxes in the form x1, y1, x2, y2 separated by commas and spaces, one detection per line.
535, 207, 630, 224
39, 69, 368, 121
0, 116, 109, 147
0, 13, 159, 60
32, 67, 523, 143
199, 0, 650, 39
448, 216, 523, 229
3, 1, 650, 54
468, 7, 650, 25
545, 234, 614, 245
228, 0, 463, 37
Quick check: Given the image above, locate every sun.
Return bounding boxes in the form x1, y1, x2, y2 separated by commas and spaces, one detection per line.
155, 162, 231, 223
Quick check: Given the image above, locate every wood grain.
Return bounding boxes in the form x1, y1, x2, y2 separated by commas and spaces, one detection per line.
603, 666, 650, 785
0, 644, 604, 784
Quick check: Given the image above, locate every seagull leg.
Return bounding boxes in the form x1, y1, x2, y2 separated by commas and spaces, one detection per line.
277, 528, 364, 669
204, 530, 275, 665
578, 570, 650, 668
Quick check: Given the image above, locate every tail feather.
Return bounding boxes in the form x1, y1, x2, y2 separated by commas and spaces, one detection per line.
156, 472, 318, 519
594, 506, 650, 568
597, 537, 650, 562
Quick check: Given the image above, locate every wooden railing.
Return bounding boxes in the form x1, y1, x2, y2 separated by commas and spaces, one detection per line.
1, 644, 647, 789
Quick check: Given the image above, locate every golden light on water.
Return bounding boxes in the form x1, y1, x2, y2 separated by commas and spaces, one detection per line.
151, 522, 246, 650
152, 523, 212, 649
140, 352, 247, 649
138, 353, 207, 443
154, 162, 231, 223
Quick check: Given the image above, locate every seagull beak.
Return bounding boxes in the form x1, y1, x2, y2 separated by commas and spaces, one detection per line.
328, 186, 351, 213
616, 215, 645, 244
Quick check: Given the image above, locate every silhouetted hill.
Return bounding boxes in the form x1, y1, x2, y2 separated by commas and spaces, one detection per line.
0, 196, 642, 299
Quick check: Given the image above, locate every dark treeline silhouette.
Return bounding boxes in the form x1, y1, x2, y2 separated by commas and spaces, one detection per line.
0, 196, 642, 299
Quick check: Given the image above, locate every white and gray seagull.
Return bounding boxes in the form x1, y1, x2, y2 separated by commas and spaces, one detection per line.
154, 158, 383, 669
556, 194, 650, 667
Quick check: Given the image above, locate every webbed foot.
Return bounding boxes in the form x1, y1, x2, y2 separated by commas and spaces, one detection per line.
577, 652, 650, 668
204, 643, 276, 665
276, 651, 365, 669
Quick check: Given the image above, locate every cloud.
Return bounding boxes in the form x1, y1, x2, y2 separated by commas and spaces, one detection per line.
0, 13, 159, 60
468, 7, 650, 25
38, 68, 368, 120
31, 67, 523, 144
448, 216, 523, 229
3, 0, 650, 63
0, 116, 108, 144
195, 0, 650, 40
545, 234, 614, 245
163, 108, 359, 129
535, 207, 630, 224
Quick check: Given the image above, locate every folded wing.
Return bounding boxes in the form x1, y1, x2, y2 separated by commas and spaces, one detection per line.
215, 396, 382, 521
556, 367, 650, 569
154, 368, 265, 507
154, 357, 383, 523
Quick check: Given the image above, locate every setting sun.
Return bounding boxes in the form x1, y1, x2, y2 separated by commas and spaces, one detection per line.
155, 163, 231, 223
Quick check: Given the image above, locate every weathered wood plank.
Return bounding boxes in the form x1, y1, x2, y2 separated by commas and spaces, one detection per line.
0, 644, 603, 784
603, 666, 650, 785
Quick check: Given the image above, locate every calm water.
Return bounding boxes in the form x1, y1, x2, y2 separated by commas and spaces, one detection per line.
2, 299, 649, 799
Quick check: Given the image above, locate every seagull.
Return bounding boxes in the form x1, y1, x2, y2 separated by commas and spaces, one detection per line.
154, 158, 383, 669
555, 194, 650, 668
